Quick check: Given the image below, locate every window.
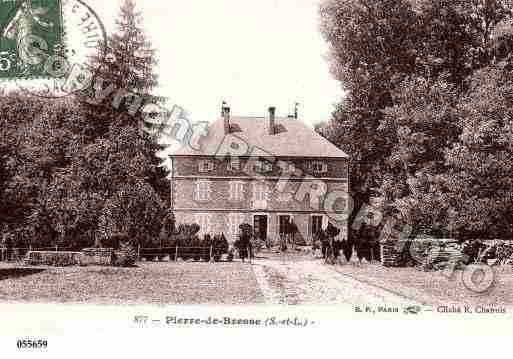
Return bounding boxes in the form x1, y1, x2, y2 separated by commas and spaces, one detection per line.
228, 213, 245, 237
253, 182, 268, 201
284, 162, 296, 174
229, 181, 245, 201
195, 213, 212, 234
254, 160, 273, 173
195, 180, 212, 201
228, 158, 240, 171
198, 160, 215, 173
276, 191, 293, 202
311, 161, 328, 174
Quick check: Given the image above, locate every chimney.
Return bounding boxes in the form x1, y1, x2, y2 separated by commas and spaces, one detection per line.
268, 106, 276, 135
222, 102, 230, 135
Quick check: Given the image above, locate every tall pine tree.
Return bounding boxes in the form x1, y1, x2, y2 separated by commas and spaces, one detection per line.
78, 0, 168, 201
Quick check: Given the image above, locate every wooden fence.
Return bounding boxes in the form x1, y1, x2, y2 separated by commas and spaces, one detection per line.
0, 246, 75, 262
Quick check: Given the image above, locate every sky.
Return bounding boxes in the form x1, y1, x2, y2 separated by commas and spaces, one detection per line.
86, 0, 342, 126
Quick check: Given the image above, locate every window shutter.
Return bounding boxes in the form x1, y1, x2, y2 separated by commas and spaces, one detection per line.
194, 182, 200, 201
229, 158, 240, 171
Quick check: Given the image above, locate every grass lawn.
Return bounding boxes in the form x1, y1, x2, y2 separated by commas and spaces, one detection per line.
0, 261, 265, 305
334, 262, 513, 307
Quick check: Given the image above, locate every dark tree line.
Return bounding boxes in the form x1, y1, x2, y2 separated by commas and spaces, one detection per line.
0, 0, 170, 250
319, 0, 513, 244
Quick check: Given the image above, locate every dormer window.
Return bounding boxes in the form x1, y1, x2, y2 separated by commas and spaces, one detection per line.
199, 160, 215, 173
228, 157, 240, 171
311, 161, 328, 174
254, 160, 273, 173
283, 161, 296, 174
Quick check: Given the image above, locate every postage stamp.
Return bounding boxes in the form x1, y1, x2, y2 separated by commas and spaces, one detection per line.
0, 0, 64, 80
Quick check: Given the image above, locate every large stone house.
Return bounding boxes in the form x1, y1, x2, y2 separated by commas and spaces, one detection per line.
170, 105, 349, 244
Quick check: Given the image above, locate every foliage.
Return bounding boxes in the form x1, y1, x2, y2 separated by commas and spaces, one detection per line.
113, 241, 138, 267
160, 212, 176, 245
98, 181, 165, 247
445, 64, 513, 239
320, 0, 513, 241
0, 0, 169, 251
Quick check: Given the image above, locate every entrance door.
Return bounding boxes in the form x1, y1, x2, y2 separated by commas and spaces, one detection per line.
279, 215, 291, 235
311, 216, 323, 237
253, 215, 268, 241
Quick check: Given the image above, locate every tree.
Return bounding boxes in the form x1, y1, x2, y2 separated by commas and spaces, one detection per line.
379, 77, 460, 236
0, 1, 171, 250
414, 0, 513, 86
319, 0, 513, 242
80, 0, 158, 137
97, 180, 165, 247
445, 64, 513, 239
319, 0, 422, 240
79, 0, 169, 200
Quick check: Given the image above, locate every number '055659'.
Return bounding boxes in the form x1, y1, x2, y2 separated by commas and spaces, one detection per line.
16, 339, 48, 349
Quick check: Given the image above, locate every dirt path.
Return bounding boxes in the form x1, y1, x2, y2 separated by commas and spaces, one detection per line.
252, 256, 421, 306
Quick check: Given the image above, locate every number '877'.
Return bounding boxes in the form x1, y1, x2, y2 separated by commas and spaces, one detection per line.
17, 339, 48, 349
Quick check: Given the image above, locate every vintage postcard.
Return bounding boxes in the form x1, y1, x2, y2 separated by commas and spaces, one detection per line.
1, 0, 513, 356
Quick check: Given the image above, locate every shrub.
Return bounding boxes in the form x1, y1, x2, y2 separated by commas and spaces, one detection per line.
250, 238, 265, 256
211, 234, 229, 261
97, 181, 165, 248
174, 223, 201, 261
201, 234, 213, 262
113, 242, 137, 267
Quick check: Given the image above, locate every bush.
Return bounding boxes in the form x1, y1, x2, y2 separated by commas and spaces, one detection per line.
113, 242, 137, 267
250, 238, 265, 256
201, 234, 213, 262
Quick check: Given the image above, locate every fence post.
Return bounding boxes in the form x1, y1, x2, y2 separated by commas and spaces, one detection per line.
210, 244, 213, 262
174, 244, 178, 261
137, 245, 141, 261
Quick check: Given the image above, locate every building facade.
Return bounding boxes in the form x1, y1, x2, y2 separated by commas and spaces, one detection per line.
170, 105, 349, 244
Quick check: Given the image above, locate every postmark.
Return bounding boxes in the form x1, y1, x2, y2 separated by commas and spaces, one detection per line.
0, 0, 106, 97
